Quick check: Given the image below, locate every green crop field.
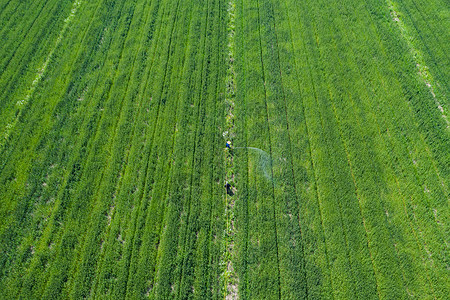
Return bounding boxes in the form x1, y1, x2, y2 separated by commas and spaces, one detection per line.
0, 0, 448, 299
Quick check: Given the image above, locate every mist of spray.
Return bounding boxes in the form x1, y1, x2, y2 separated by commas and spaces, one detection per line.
235, 147, 274, 183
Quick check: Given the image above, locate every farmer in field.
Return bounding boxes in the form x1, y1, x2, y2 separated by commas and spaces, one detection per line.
225, 182, 234, 196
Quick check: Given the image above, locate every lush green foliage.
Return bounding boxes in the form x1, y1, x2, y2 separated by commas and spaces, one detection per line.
0, 0, 447, 299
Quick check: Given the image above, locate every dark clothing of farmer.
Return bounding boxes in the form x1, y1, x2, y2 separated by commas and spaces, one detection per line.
225, 183, 234, 196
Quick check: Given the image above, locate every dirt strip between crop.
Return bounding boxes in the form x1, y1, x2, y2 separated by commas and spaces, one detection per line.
221, 0, 239, 299
387, 0, 448, 127
0, 0, 83, 152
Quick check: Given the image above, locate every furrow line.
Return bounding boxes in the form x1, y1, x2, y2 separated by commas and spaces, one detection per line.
121, 0, 180, 291
118, 2, 170, 282
268, 1, 309, 298
0, 0, 103, 285
0, 0, 15, 18
138, 0, 187, 294
366, 0, 449, 232
0, 0, 49, 72
89, 0, 163, 282
92, 2, 167, 294
68, 1, 164, 296
174, 0, 211, 296
207, 1, 224, 292
235, 0, 250, 296
255, 0, 281, 298
385, 0, 449, 193
287, 1, 335, 297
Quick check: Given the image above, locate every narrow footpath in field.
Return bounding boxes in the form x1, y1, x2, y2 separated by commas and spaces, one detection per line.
222, 0, 238, 299
0, 0, 83, 152
387, 0, 448, 127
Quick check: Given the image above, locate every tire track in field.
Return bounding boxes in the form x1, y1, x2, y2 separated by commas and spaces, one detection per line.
131, 0, 193, 295
206, 4, 224, 291
0, 0, 84, 276
370, 76, 448, 296
150, 7, 192, 291
362, 0, 449, 202
312, 5, 392, 296
116, 11, 168, 296
0, 0, 111, 251
235, 0, 250, 296
116, 2, 192, 292
173, 0, 211, 296
303, 2, 362, 298
310, 70, 362, 299
51, 0, 139, 230
255, 0, 281, 297
89, 2, 165, 294
120, 0, 184, 292
54, 0, 144, 294
320, 50, 386, 299
30, 0, 126, 225
115, 2, 170, 289
0, 0, 56, 120
407, 0, 450, 63
16, 0, 123, 256
327, 32, 436, 296
67, 1, 163, 296
32, 0, 135, 282
0, 0, 14, 15
0, 0, 82, 153
347, 34, 434, 300
75, 0, 155, 246
282, 2, 335, 298
91, 3, 166, 292
367, 0, 449, 208
141, 1, 198, 293
294, 1, 353, 297
267, 2, 310, 298
0, 0, 107, 224
370, 43, 446, 299
116, 4, 173, 283
0, 0, 66, 110
324, 5, 404, 298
